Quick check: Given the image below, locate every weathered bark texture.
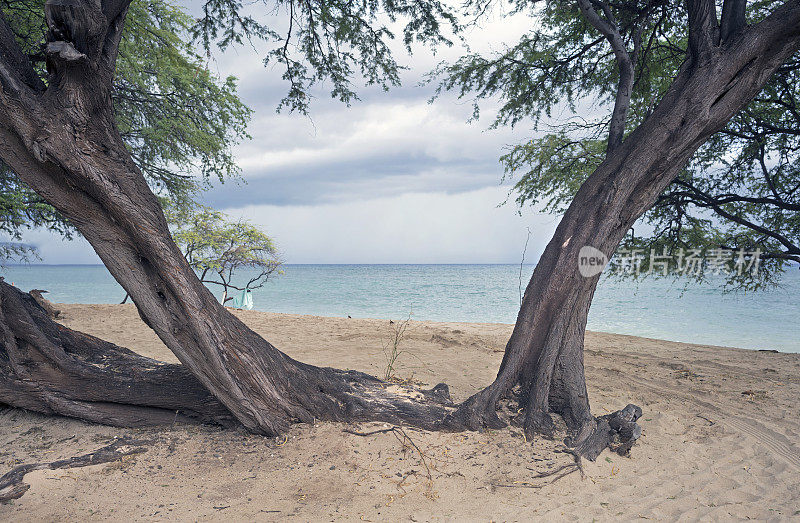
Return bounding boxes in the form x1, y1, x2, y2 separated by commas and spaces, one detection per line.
455, 0, 800, 457
0, 0, 459, 436
0, 279, 457, 432
0, 276, 642, 463
0, 279, 236, 427
28, 289, 60, 318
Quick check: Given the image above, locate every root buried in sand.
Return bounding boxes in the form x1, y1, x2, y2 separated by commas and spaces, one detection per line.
491, 458, 583, 489
0, 438, 149, 502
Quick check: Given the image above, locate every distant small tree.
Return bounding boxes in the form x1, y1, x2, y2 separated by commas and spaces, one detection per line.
164, 202, 282, 305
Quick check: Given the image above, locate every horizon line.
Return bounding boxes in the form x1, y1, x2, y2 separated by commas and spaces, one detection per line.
3, 262, 540, 267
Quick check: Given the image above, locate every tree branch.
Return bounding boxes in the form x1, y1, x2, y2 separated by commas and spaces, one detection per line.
575, 0, 636, 154
720, 0, 747, 43
665, 187, 800, 211
673, 180, 800, 255
101, 0, 133, 21
100, 1, 131, 72
0, 9, 45, 94
686, 0, 719, 60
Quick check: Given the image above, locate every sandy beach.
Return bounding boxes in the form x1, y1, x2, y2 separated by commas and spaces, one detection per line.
1, 303, 799, 521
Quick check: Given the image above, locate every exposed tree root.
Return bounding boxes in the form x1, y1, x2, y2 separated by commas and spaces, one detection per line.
455, 380, 642, 461
0, 280, 236, 428
568, 404, 643, 460
0, 280, 462, 435
0, 438, 149, 502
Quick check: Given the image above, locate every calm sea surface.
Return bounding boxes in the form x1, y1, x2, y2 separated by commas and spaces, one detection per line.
2, 264, 798, 352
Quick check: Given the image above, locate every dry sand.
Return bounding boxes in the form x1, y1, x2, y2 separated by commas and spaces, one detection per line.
1, 303, 799, 521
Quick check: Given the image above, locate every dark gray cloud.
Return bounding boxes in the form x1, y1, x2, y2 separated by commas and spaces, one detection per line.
202, 64, 521, 208
192, 9, 534, 211
203, 150, 503, 207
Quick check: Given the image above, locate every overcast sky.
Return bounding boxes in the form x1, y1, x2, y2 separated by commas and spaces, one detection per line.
24, 6, 564, 264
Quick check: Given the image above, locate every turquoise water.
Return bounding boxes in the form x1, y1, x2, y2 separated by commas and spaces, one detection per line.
2, 264, 798, 352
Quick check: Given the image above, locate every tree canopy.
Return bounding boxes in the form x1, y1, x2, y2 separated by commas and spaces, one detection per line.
0, 0, 251, 258
433, 0, 799, 289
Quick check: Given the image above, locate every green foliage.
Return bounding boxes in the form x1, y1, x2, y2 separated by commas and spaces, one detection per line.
0, 241, 37, 264
501, 132, 606, 213
193, 0, 459, 113
0, 165, 73, 261
431, 5, 614, 128
1, 0, 461, 257
630, 57, 800, 290
0, 0, 251, 253
164, 201, 282, 302
0, 167, 73, 239
115, 0, 251, 193
434, 0, 799, 289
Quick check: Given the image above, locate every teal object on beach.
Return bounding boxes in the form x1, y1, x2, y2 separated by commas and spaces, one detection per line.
232, 289, 253, 310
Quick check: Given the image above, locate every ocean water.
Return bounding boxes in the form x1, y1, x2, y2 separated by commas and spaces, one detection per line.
2, 264, 798, 353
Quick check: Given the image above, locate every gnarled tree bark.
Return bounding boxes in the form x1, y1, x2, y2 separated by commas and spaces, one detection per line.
0, 279, 236, 427
0, 0, 459, 437
0, 278, 458, 430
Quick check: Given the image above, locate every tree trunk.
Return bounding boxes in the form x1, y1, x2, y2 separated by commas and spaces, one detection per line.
0, 279, 236, 427
0, 136, 459, 433
456, 1, 800, 458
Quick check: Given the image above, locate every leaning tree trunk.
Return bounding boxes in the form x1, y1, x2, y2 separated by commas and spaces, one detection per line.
0, 0, 458, 435
455, 0, 800, 458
